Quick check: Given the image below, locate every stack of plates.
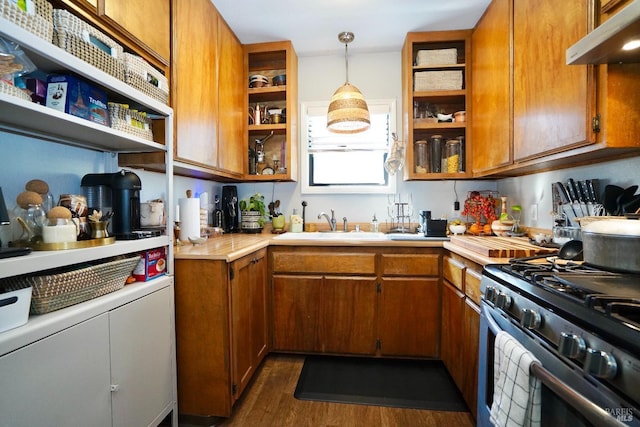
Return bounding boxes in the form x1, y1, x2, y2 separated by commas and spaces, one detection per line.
249, 74, 269, 88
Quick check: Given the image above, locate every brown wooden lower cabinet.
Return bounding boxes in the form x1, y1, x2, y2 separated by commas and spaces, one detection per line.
270, 246, 442, 357
271, 274, 377, 354
441, 253, 482, 419
462, 297, 480, 419
441, 280, 465, 386
174, 248, 268, 418
379, 277, 440, 357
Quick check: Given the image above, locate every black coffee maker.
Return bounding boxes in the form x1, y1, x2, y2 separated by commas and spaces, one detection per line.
81, 170, 143, 239
221, 185, 239, 233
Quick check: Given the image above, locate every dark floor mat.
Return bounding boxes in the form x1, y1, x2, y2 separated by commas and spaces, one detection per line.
294, 355, 468, 411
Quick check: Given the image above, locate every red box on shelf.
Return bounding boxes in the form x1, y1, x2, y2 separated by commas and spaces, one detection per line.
132, 247, 167, 282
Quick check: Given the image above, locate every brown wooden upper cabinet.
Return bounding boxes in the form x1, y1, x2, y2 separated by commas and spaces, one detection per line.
244, 41, 298, 181
62, 0, 170, 66
471, 0, 640, 176
402, 31, 472, 180
171, 0, 244, 179
100, 0, 170, 64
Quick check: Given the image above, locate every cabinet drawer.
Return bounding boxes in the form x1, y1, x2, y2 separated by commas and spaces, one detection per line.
443, 256, 465, 290
272, 251, 376, 274
381, 253, 439, 276
465, 269, 482, 305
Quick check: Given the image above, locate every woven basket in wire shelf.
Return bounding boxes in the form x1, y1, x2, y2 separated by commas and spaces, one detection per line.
0, 256, 140, 315
108, 102, 154, 141
52, 9, 125, 81
0, 80, 32, 102
0, 0, 53, 42
123, 53, 169, 104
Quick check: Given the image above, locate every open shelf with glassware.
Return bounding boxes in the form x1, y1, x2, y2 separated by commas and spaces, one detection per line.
402, 31, 472, 180
244, 41, 298, 181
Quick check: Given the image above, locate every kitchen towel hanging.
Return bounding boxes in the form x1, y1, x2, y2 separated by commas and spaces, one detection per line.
490, 331, 541, 427
178, 197, 200, 242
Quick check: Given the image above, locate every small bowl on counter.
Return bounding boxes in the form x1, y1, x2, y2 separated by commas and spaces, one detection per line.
449, 223, 467, 235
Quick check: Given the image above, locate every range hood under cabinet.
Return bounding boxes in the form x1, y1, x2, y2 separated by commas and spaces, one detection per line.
567, 0, 640, 64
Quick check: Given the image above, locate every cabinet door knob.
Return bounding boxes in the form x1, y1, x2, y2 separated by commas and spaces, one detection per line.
110, 384, 120, 392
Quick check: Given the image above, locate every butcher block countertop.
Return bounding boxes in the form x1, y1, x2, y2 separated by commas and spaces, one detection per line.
174, 231, 556, 265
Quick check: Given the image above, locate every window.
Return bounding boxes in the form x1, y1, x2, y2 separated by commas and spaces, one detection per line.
301, 99, 397, 194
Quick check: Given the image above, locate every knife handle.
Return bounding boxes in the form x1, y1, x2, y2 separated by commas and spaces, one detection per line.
555, 182, 571, 204
587, 179, 599, 203
579, 181, 590, 202
566, 181, 578, 202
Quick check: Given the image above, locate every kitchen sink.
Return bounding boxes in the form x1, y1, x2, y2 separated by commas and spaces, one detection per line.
273, 232, 387, 241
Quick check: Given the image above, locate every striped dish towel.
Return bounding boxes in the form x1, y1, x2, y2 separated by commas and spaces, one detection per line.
490, 331, 541, 427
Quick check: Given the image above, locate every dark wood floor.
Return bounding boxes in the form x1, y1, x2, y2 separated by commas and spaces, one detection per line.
212, 354, 475, 427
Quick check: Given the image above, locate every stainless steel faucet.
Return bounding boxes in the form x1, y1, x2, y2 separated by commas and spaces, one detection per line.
318, 209, 337, 231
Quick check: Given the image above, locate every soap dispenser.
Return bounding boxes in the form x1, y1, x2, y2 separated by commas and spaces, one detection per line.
370, 214, 379, 232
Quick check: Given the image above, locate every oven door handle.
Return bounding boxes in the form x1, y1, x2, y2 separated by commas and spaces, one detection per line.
484, 305, 627, 427
530, 363, 627, 427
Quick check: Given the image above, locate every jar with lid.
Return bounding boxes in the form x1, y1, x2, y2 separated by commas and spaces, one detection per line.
456, 135, 465, 172
429, 135, 443, 173
414, 140, 429, 173
445, 139, 463, 173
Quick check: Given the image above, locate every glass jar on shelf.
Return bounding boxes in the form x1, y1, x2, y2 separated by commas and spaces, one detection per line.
429, 135, 443, 173
445, 139, 462, 173
414, 140, 429, 173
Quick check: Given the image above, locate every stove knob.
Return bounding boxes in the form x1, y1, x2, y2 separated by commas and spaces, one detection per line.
520, 308, 541, 330
485, 286, 496, 303
495, 292, 512, 310
584, 348, 617, 379
558, 332, 585, 359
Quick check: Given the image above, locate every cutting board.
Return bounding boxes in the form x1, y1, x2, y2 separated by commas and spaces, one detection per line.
449, 235, 557, 258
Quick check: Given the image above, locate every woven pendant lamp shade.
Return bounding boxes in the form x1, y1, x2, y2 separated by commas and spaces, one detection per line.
327, 32, 370, 134
327, 83, 370, 133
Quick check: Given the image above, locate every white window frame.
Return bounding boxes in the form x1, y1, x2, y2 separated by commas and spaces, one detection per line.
300, 99, 397, 195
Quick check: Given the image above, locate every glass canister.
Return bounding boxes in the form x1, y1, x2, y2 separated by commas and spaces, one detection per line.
414, 140, 429, 173
456, 135, 466, 172
445, 139, 462, 173
429, 135, 443, 173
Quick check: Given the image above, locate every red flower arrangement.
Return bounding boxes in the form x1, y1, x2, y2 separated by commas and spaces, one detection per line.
462, 191, 498, 226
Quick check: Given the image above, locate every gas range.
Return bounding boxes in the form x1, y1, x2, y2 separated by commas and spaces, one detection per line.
481, 259, 640, 415
487, 259, 640, 352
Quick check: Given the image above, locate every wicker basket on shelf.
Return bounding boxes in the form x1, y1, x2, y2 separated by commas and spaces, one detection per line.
0, 80, 32, 102
0, 0, 53, 42
416, 48, 457, 66
52, 9, 124, 81
0, 256, 140, 314
414, 70, 463, 91
123, 53, 169, 104
108, 102, 154, 141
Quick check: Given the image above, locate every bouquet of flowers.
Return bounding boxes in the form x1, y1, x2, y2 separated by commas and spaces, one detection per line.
462, 191, 498, 233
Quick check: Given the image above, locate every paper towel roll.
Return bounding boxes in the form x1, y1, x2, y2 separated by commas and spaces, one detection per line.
179, 198, 200, 241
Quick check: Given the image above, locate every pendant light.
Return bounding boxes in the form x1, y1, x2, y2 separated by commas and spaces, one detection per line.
327, 32, 370, 134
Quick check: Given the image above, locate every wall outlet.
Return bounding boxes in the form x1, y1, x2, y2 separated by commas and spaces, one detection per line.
530, 204, 538, 222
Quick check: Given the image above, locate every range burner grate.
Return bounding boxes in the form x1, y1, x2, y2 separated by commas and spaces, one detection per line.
499, 259, 640, 328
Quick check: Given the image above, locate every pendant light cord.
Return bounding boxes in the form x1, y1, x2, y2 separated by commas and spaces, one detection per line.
344, 42, 349, 84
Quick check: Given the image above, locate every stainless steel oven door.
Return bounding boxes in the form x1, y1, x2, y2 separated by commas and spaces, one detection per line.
478, 302, 637, 427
